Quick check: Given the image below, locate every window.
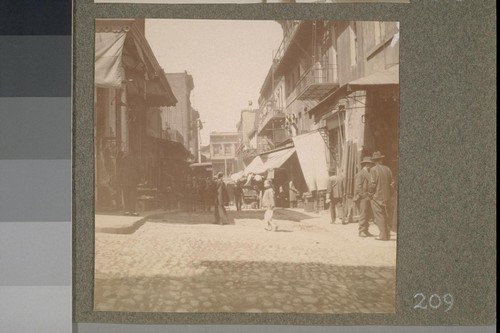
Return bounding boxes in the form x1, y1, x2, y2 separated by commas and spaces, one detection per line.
213, 144, 223, 157
224, 144, 232, 157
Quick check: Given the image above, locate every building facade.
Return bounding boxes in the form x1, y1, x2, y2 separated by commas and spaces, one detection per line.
209, 132, 239, 179
163, 72, 199, 157
242, 20, 399, 213
94, 19, 179, 211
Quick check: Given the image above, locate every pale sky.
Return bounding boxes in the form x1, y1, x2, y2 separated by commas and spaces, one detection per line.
145, 19, 283, 144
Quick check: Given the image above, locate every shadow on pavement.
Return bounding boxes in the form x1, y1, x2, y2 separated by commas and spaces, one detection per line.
148, 208, 316, 225
94, 261, 395, 314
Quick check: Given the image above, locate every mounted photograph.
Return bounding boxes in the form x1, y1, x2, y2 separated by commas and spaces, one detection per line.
95, 0, 409, 4
93, 18, 399, 314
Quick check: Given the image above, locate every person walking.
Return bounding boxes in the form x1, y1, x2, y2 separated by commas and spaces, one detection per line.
354, 157, 375, 237
326, 167, 345, 224
118, 151, 140, 216
262, 179, 277, 231
234, 181, 243, 211
214, 172, 229, 225
369, 151, 395, 241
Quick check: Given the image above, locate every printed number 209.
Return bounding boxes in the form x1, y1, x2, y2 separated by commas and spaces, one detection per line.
414, 293, 454, 312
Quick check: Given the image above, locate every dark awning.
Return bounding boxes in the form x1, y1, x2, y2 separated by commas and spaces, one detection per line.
147, 136, 190, 159
307, 65, 399, 120
95, 21, 177, 107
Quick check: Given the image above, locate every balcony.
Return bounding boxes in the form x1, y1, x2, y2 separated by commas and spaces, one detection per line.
290, 64, 339, 105
256, 128, 289, 155
272, 21, 304, 69
257, 103, 286, 135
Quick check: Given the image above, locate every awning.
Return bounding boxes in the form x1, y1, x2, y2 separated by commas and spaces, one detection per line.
95, 32, 127, 88
308, 65, 399, 119
292, 131, 330, 192
347, 64, 399, 90
147, 136, 190, 159
230, 170, 245, 182
95, 29, 177, 107
244, 147, 295, 175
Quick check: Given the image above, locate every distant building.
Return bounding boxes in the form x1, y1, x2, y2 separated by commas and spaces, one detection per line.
163, 72, 198, 155
209, 132, 239, 179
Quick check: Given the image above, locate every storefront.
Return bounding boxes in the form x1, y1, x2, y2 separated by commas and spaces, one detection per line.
94, 19, 177, 212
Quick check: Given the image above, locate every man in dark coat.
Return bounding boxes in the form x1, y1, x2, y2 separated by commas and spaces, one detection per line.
369, 151, 395, 240
214, 172, 229, 225
234, 181, 243, 211
118, 152, 140, 216
354, 157, 375, 237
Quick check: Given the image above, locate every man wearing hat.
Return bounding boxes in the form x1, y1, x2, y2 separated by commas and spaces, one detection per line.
369, 151, 395, 240
354, 157, 375, 237
214, 172, 229, 225
326, 166, 345, 224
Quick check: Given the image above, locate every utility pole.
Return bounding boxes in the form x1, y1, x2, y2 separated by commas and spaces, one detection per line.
197, 119, 203, 163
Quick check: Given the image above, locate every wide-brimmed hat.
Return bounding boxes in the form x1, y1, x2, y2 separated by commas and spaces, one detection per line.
360, 157, 375, 165
371, 151, 385, 160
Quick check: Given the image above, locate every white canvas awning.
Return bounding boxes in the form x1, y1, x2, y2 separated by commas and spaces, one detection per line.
230, 171, 245, 182
292, 131, 330, 192
95, 32, 127, 88
244, 147, 295, 176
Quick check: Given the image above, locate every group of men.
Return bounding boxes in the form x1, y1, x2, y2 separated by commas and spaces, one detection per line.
327, 151, 395, 241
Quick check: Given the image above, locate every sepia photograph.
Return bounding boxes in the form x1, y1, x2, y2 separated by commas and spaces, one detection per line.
94, 18, 399, 314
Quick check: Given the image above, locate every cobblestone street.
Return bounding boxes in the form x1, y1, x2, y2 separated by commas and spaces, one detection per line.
94, 209, 396, 314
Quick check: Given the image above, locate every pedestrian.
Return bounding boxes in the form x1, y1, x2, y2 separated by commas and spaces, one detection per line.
368, 151, 395, 241
354, 157, 375, 237
214, 172, 229, 225
205, 177, 215, 212
118, 151, 140, 216
234, 181, 243, 211
326, 167, 345, 224
276, 185, 287, 208
262, 179, 277, 231
288, 180, 299, 208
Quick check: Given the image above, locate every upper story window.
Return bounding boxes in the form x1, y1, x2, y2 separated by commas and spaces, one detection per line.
213, 144, 223, 157
224, 144, 232, 157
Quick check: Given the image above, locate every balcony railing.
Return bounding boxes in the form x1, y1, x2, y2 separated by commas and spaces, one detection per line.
272, 21, 302, 64
297, 64, 338, 98
257, 103, 285, 135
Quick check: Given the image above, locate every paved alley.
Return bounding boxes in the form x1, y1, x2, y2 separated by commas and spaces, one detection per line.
94, 209, 396, 314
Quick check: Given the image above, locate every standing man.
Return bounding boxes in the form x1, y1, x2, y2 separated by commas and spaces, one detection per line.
326, 167, 345, 224
288, 180, 299, 208
262, 179, 277, 231
369, 151, 394, 241
119, 151, 140, 216
214, 172, 229, 225
354, 157, 375, 237
234, 181, 243, 211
